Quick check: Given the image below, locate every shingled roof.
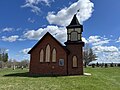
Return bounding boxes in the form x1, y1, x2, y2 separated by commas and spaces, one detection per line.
69, 14, 80, 26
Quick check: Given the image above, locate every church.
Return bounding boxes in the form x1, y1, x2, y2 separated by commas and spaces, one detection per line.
28, 14, 85, 75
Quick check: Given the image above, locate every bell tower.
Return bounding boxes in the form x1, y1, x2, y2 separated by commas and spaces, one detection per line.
65, 14, 84, 75
66, 14, 83, 42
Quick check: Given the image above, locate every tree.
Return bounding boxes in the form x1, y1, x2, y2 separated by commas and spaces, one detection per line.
0, 48, 8, 62
2, 53, 8, 62
89, 48, 97, 62
0, 48, 9, 68
19, 59, 29, 68
83, 44, 97, 67
6, 59, 13, 68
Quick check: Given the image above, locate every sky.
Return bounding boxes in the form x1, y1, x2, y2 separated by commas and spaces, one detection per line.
0, 0, 120, 62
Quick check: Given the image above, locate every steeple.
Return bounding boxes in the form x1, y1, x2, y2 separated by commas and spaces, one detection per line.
65, 14, 85, 75
67, 14, 83, 30
69, 14, 80, 26
66, 14, 83, 42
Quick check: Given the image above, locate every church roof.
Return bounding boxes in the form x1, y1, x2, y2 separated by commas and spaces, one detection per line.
28, 32, 69, 54
66, 14, 83, 32
70, 14, 80, 26
66, 14, 83, 29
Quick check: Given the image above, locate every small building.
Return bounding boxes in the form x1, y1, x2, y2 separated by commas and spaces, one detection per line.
28, 14, 84, 75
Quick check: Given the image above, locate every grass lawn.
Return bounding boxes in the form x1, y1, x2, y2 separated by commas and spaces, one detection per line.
0, 67, 120, 90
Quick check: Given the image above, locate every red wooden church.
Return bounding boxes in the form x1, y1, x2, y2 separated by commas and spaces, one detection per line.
28, 14, 84, 75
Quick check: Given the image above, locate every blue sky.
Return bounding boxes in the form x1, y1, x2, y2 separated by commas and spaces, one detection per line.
0, 0, 120, 62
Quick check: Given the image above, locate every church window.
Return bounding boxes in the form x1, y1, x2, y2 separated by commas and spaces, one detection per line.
52, 48, 56, 62
73, 56, 78, 67
45, 44, 50, 62
40, 49, 44, 62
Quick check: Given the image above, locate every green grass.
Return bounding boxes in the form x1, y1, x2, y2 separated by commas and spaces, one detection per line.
0, 67, 120, 90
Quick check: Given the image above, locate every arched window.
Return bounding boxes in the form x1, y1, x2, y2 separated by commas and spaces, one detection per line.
71, 32, 78, 41
40, 49, 44, 62
73, 56, 78, 67
52, 48, 56, 62
45, 44, 50, 62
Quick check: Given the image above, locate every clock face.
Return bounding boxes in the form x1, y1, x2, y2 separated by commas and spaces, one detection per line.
75, 28, 81, 33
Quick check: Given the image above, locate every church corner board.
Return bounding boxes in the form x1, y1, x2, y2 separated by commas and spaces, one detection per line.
28, 14, 85, 76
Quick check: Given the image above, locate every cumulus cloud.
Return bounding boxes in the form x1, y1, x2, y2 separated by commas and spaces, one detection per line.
46, 0, 94, 26
23, 25, 67, 42
20, 48, 31, 54
88, 35, 110, 46
85, 35, 120, 61
21, 0, 54, 14
108, 51, 120, 61
95, 49, 120, 61
88, 36, 100, 43
1, 35, 19, 42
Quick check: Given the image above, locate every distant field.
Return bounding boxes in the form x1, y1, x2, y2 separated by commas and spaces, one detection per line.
0, 67, 120, 90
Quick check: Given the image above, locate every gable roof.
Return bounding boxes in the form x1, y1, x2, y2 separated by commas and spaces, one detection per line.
28, 32, 69, 54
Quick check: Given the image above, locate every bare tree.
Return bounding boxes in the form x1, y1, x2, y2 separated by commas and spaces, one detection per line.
83, 44, 97, 67
19, 59, 29, 68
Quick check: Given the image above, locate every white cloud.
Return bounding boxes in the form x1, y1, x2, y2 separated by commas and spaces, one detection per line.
23, 25, 67, 43
21, 3, 41, 14
1, 35, 19, 42
18, 38, 26, 41
2, 27, 13, 32
116, 37, 120, 42
6, 49, 9, 52
82, 37, 88, 43
88, 36, 100, 43
93, 46, 120, 61
88, 35, 110, 46
86, 35, 120, 62
108, 52, 120, 59
46, 0, 94, 26
21, 0, 54, 14
20, 48, 31, 54
92, 45, 119, 52
25, 0, 52, 5
1, 27, 22, 33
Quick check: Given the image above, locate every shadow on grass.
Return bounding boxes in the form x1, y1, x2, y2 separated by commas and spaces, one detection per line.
4, 72, 59, 78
